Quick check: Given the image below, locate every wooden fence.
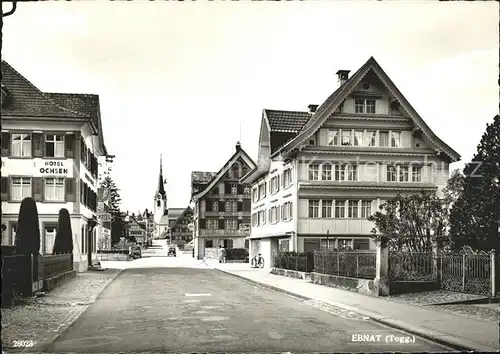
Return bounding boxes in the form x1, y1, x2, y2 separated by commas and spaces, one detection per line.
1, 252, 73, 305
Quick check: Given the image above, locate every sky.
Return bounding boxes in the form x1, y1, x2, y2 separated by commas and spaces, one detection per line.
2, 1, 498, 213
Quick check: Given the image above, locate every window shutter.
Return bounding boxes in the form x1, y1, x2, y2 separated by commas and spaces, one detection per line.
33, 177, 44, 202
237, 201, 243, 212
224, 183, 230, 194
281, 174, 285, 188
1, 177, 9, 201
65, 134, 75, 158
277, 176, 280, 190
243, 199, 251, 212
80, 179, 84, 202
32, 133, 43, 157
206, 200, 212, 211
1, 132, 10, 157
65, 178, 75, 202
80, 140, 85, 162
237, 184, 244, 194
218, 201, 224, 212
218, 219, 224, 230
199, 219, 206, 229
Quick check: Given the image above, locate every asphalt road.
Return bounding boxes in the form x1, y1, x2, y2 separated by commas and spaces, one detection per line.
43, 266, 451, 353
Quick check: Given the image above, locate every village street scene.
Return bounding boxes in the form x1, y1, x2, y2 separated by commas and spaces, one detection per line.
1, 1, 499, 354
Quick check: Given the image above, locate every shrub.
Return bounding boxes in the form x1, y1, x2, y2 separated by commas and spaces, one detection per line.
52, 208, 73, 254
226, 248, 248, 260
15, 197, 40, 256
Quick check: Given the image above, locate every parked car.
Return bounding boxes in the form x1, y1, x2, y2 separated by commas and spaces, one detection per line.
131, 244, 142, 259
168, 247, 176, 257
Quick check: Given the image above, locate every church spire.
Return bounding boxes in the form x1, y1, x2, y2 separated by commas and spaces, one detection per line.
157, 154, 166, 198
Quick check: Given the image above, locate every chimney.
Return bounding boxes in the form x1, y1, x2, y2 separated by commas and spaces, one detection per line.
308, 104, 319, 114
336, 70, 350, 86
235, 141, 241, 152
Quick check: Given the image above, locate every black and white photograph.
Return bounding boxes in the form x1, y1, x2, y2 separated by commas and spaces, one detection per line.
1, 0, 498, 353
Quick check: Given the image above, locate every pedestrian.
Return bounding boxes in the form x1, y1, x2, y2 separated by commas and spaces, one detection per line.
221, 246, 227, 264
218, 245, 223, 263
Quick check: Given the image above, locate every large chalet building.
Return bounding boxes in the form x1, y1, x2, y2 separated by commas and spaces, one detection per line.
191, 142, 256, 259
1, 60, 110, 272
241, 57, 461, 268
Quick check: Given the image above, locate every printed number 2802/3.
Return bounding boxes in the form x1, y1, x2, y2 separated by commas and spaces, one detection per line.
13, 340, 34, 348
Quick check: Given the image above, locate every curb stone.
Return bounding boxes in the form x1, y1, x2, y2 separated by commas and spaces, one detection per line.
214, 268, 496, 353
25, 268, 125, 353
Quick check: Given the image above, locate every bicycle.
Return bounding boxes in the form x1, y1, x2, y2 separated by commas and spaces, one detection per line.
251, 253, 265, 268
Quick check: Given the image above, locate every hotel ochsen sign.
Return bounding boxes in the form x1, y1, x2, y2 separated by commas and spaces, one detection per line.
39, 161, 68, 175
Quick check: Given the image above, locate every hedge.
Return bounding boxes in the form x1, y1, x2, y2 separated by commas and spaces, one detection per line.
226, 248, 248, 260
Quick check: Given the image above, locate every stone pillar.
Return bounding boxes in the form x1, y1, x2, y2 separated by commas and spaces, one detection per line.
431, 236, 443, 287
374, 236, 390, 296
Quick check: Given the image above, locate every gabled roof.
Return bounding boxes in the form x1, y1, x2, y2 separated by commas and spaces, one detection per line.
191, 143, 257, 201
169, 206, 193, 230
159, 214, 169, 226
167, 207, 185, 220
277, 56, 460, 162
46, 92, 108, 155
263, 109, 312, 154
1, 61, 89, 119
191, 171, 218, 195
264, 109, 311, 133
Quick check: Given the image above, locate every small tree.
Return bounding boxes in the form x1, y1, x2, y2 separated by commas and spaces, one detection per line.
52, 208, 73, 254
450, 115, 500, 251
368, 191, 450, 252
15, 197, 41, 256
100, 176, 125, 245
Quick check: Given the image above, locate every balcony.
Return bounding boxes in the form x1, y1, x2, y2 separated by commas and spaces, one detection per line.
207, 194, 250, 199
204, 211, 245, 217
199, 229, 250, 237
298, 218, 374, 235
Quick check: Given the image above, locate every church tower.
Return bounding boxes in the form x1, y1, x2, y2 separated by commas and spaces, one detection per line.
153, 155, 167, 225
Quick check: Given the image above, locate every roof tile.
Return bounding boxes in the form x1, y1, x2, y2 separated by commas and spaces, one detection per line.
1, 61, 88, 118
265, 109, 311, 133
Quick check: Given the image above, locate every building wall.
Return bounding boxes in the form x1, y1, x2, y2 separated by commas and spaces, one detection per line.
193, 157, 253, 259
1, 119, 103, 272
246, 80, 453, 254
249, 158, 297, 238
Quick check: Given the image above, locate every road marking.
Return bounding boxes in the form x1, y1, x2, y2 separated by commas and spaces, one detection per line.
200, 305, 220, 309
213, 334, 238, 340
268, 331, 285, 340
185, 293, 212, 297
183, 299, 201, 303
193, 310, 209, 314
201, 316, 227, 322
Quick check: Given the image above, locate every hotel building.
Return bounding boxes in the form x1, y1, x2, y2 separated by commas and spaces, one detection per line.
1, 61, 110, 272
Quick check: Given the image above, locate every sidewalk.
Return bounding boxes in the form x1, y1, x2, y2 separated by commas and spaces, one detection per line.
1, 268, 123, 352
214, 263, 499, 352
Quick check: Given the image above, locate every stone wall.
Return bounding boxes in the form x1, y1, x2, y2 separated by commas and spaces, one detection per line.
271, 267, 312, 281
311, 272, 377, 296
